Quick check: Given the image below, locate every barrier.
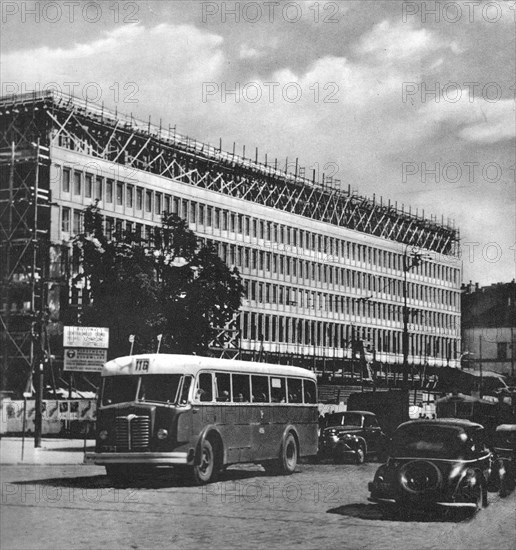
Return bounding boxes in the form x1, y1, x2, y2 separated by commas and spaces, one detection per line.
0, 399, 96, 436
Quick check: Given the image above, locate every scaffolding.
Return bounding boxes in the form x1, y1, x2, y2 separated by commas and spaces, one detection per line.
1, 90, 460, 255
0, 97, 51, 393
0, 90, 461, 392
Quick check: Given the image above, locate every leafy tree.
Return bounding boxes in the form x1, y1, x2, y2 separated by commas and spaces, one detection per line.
72, 204, 244, 358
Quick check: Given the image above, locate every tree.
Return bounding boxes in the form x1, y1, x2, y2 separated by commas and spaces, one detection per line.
72, 204, 244, 358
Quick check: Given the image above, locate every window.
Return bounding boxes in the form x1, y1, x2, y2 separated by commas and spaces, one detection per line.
232, 374, 250, 402
287, 378, 302, 403
61, 207, 70, 232
126, 186, 133, 208
155, 193, 162, 215
197, 373, 213, 402
73, 172, 81, 195
215, 373, 231, 402
303, 380, 316, 403
164, 195, 171, 214
251, 375, 270, 403
136, 188, 143, 210
95, 177, 102, 200
116, 182, 123, 205
497, 342, 508, 361
270, 377, 286, 403
106, 180, 113, 203
62, 169, 70, 193
85, 174, 92, 198
145, 190, 152, 212
105, 218, 114, 240
72, 210, 82, 234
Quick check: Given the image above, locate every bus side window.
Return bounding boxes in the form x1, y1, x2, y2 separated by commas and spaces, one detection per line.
232, 374, 250, 402
287, 378, 302, 403
303, 380, 316, 404
215, 373, 231, 402
251, 375, 270, 403
271, 377, 286, 403
197, 373, 213, 402
179, 376, 192, 404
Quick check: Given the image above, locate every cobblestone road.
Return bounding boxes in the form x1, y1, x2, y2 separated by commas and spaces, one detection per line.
1, 462, 515, 550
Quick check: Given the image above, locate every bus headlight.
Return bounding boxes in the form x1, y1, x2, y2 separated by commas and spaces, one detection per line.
157, 429, 168, 440
99, 430, 108, 440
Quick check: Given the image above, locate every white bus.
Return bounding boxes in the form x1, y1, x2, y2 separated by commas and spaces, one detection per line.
85, 354, 318, 484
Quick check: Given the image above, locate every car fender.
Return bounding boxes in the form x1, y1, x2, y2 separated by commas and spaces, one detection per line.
337, 434, 367, 454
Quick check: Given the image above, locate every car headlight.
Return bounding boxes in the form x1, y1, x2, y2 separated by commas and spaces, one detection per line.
157, 428, 168, 440
99, 430, 108, 440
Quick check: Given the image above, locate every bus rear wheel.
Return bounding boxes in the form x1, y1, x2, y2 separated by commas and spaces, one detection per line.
192, 439, 218, 485
264, 433, 298, 475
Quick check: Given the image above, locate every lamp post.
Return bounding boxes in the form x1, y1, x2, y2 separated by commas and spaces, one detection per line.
402, 250, 410, 389
402, 247, 426, 389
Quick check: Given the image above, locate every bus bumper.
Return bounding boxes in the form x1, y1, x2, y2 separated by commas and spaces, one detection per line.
84, 452, 189, 465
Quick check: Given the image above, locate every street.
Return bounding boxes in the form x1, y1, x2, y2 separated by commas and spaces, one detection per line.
1, 460, 515, 550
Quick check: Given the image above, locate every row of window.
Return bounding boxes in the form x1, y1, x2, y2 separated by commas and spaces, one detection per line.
60, 209, 459, 312
240, 312, 459, 359
60, 168, 460, 284
196, 371, 317, 404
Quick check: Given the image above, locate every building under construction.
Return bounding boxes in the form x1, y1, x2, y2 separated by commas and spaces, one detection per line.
1, 91, 462, 396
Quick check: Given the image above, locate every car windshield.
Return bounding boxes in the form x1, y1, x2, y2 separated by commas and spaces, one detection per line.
391, 424, 469, 459
101, 375, 184, 405
326, 413, 363, 427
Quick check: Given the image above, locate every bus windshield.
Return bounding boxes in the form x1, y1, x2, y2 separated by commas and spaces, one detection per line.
138, 374, 183, 404
101, 374, 185, 405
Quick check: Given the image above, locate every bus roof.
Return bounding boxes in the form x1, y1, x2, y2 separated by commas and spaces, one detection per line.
101, 354, 317, 380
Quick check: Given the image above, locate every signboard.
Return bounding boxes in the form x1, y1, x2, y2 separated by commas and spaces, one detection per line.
64, 348, 107, 372
63, 326, 109, 349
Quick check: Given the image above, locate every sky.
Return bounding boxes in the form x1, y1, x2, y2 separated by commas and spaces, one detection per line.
1, 0, 515, 285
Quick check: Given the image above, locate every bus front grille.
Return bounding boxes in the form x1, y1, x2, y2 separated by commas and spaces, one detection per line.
115, 414, 150, 451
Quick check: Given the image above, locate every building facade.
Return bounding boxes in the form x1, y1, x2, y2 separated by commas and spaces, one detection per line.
1, 91, 462, 394
462, 281, 516, 377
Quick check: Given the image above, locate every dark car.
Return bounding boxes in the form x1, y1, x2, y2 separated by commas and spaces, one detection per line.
368, 419, 497, 515
493, 424, 516, 496
318, 411, 387, 464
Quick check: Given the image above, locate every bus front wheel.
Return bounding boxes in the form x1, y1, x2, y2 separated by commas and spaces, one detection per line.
192, 439, 218, 485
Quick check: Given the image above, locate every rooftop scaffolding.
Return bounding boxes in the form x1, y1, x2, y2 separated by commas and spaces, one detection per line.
0, 90, 460, 256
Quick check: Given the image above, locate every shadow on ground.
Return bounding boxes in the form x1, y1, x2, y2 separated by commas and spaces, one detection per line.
327, 502, 475, 523
10, 466, 286, 490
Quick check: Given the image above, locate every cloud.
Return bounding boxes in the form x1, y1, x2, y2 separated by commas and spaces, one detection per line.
1, 23, 225, 119
355, 20, 453, 62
